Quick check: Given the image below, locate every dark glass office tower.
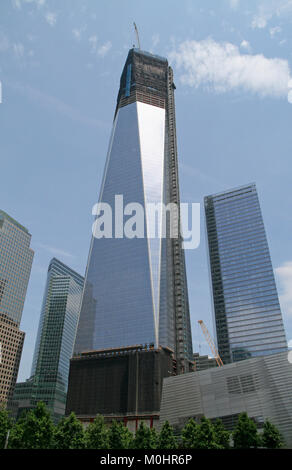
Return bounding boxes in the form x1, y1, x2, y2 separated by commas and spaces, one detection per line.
12, 258, 84, 422
74, 48, 193, 374
205, 184, 287, 364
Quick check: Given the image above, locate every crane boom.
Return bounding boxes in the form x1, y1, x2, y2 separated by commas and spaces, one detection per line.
133, 22, 141, 49
198, 320, 224, 367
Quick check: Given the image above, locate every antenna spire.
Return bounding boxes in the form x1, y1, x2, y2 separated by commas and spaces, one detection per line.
133, 22, 141, 49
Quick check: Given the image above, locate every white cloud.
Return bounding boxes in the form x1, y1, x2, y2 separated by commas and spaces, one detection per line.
251, 15, 268, 29
169, 39, 291, 101
275, 261, 292, 317
13, 42, 25, 58
270, 26, 282, 37
89, 37, 112, 58
252, 0, 292, 29
240, 40, 251, 52
45, 12, 57, 27
11, 0, 21, 9
89, 35, 98, 53
0, 33, 10, 52
72, 25, 87, 42
12, 0, 45, 9
72, 29, 82, 41
97, 41, 112, 58
152, 33, 160, 48
229, 0, 240, 10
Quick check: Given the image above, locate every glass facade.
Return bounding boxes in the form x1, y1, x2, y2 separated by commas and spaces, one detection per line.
0, 210, 33, 405
74, 49, 193, 373
205, 184, 287, 364
0, 210, 34, 325
13, 258, 84, 422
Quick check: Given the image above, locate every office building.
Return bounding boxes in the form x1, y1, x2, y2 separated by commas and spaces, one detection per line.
205, 184, 287, 364
66, 48, 193, 424
0, 210, 33, 405
12, 258, 84, 422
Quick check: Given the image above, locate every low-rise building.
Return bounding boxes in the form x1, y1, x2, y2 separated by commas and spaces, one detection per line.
159, 351, 292, 447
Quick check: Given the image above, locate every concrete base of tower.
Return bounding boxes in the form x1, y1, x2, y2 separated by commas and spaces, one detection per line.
65, 345, 176, 425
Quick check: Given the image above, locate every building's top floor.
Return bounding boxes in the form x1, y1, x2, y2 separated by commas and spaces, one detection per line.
115, 48, 172, 115
48, 257, 84, 287
204, 183, 257, 206
0, 209, 30, 235
132, 48, 168, 63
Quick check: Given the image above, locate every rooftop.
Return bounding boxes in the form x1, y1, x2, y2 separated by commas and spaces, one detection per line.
205, 182, 257, 201
132, 48, 168, 63
0, 209, 29, 234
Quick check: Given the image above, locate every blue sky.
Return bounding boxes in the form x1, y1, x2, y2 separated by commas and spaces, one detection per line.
1, 0, 292, 381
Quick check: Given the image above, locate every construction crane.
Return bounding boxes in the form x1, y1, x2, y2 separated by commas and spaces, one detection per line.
198, 320, 224, 367
133, 22, 141, 49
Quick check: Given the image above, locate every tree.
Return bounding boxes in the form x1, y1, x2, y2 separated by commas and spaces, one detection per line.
181, 418, 199, 449
194, 417, 220, 449
134, 422, 153, 449
261, 420, 283, 449
0, 407, 12, 449
158, 421, 177, 449
54, 412, 85, 449
213, 419, 230, 449
8, 421, 24, 449
233, 412, 260, 449
85, 415, 109, 449
108, 421, 133, 449
9, 402, 55, 449
149, 427, 158, 449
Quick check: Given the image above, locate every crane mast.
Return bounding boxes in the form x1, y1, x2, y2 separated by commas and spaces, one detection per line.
133, 22, 141, 49
198, 320, 224, 367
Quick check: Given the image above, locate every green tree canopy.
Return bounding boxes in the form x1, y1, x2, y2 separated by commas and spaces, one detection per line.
0, 407, 12, 449
181, 418, 199, 449
194, 417, 221, 449
85, 415, 109, 449
261, 420, 283, 449
8, 417, 25, 449
213, 419, 230, 449
233, 412, 260, 449
158, 421, 177, 449
9, 402, 54, 449
54, 412, 85, 449
108, 421, 133, 449
134, 422, 154, 449
149, 427, 158, 449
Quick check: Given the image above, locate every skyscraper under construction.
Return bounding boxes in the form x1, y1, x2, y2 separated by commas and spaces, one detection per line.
66, 49, 193, 428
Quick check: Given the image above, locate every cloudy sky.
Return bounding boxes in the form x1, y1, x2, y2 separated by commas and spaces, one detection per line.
1, 0, 292, 381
